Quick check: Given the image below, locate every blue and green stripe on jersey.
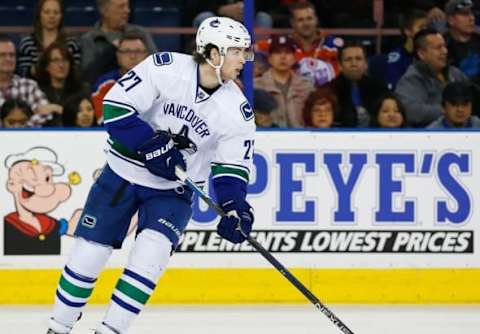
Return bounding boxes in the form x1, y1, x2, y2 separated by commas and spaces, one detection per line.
103, 100, 137, 124
56, 266, 96, 308
111, 269, 156, 314
211, 163, 249, 184
107, 137, 143, 166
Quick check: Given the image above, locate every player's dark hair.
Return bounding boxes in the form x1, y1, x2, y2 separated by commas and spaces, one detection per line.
193, 44, 218, 64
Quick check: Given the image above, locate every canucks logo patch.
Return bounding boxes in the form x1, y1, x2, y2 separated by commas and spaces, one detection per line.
81, 215, 97, 229
195, 86, 210, 103
153, 52, 173, 66
240, 101, 254, 121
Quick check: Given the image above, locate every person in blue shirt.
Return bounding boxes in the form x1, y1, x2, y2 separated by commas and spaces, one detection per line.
370, 9, 428, 90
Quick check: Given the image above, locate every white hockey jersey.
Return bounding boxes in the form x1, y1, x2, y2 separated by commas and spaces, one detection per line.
103, 52, 256, 190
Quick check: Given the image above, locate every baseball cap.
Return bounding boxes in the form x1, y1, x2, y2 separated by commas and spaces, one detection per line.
445, 0, 474, 16
442, 81, 473, 104
254, 89, 278, 113
268, 35, 296, 54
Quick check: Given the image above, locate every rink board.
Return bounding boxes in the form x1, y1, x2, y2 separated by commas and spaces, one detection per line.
1, 268, 480, 304
1, 130, 480, 304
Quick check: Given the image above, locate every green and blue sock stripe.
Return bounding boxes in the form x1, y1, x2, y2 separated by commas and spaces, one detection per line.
56, 266, 96, 308
103, 99, 137, 124
211, 162, 249, 183
111, 269, 156, 314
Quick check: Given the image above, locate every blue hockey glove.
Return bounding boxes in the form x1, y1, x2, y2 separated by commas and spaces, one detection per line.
137, 132, 186, 181
217, 200, 254, 243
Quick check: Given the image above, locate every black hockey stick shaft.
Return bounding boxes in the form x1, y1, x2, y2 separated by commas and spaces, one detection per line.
175, 167, 354, 334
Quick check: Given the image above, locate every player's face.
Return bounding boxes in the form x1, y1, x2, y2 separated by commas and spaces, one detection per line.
221, 47, 248, 81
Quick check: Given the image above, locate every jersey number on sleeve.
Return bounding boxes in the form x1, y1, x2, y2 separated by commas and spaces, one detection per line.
118, 70, 142, 92
243, 139, 254, 159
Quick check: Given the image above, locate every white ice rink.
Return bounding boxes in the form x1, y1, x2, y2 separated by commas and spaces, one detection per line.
2, 304, 479, 334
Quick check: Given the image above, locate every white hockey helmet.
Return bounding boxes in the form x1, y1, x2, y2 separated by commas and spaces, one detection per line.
196, 16, 254, 61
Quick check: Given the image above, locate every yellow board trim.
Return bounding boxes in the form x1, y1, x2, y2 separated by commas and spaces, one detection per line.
1, 268, 480, 304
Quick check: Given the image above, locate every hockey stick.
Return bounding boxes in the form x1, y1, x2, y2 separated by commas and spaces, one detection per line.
175, 166, 355, 334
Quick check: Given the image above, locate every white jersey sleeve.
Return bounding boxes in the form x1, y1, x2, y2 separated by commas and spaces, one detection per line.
211, 83, 256, 185
103, 52, 176, 124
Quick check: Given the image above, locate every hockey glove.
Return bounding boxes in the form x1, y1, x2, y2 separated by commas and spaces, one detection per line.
217, 200, 254, 244
137, 131, 186, 181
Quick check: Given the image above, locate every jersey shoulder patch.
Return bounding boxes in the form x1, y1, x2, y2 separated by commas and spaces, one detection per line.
240, 101, 254, 121
153, 52, 173, 66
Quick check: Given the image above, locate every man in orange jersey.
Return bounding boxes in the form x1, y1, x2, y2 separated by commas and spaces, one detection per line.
256, 1, 342, 87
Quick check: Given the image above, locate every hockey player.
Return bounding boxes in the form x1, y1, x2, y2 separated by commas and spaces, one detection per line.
47, 16, 255, 334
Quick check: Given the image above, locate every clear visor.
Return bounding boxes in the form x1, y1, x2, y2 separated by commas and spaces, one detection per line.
225, 47, 255, 62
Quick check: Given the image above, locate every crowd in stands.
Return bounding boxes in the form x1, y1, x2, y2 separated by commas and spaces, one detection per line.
0, 0, 479, 130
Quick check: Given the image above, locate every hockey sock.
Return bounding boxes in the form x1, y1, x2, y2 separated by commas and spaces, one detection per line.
100, 229, 172, 333
51, 237, 112, 330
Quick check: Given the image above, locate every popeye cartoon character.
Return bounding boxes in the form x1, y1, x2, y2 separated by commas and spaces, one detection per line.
4, 147, 72, 255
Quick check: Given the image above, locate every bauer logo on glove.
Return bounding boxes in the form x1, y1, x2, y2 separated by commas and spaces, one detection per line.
144, 139, 175, 160
137, 132, 186, 181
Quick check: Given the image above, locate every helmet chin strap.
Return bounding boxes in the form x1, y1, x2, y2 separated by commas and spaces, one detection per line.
205, 54, 225, 86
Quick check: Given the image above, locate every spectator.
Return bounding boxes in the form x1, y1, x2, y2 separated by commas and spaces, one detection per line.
91, 32, 149, 124
428, 81, 480, 127
253, 88, 278, 128
388, 1, 448, 32
370, 93, 407, 128
80, 0, 156, 84
17, 0, 81, 78
0, 98, 33, 128
253, 52, 269, 78
254, 35, 314, 128
255, 1, 340, 87
62, 93, 97, 127
187, 1, 272, 28
333, 42, 389, 127
395, 28, 468, 127
35, 42, 89, 111
302, 86, 338, 128
371, 9, 428, 90
289, 1, 342, 87
0, 35, 54, 115
444, 0, 480, 84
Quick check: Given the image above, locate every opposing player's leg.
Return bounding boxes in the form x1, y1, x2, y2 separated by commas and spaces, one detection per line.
96, 186, 192, 334
47, 166, 137, 333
